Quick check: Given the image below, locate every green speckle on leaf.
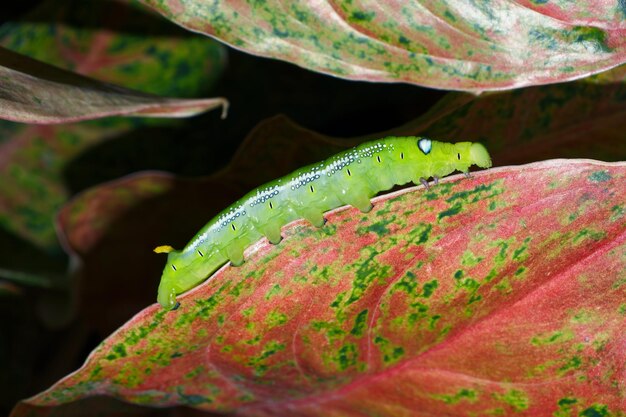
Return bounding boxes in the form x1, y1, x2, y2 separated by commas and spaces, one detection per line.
350, 309, 369, 336
554, 397, 578, 417
335, 343, 359, 370
360, 216, 396, 237
177, 387, 213, 406
462, 250, 484, 266
438, 203, 462, 220
531, 329, 574, 346
493, 389, 529, 411
573, 228, 605, 244
579, 404, 610, 417
429, 314, 441, 330
266, 310, 288, 327
245, 335, 261, 346
374, 336, 405, 364
558, 356, 582, 374
408, 223, 432, 245
558, 398, 578, 407
571, 309, 594, 324
588, 170, 611, 182
422, 279, 438, 298
311, 320, 346, 343
512, 237, 531, 260
90, 365, 102, 379
346, 248, 391, 305
408, 301, 429, 325
350, 10, 375, 22
185, 366, 205, 379
610, 205, 624, 221
265, 284, 282, 300
434, 388, 477, 404
247, 340, 286, 376
443, 10, 457, 22
567, 26, 611, 53
105, 343, 127, 360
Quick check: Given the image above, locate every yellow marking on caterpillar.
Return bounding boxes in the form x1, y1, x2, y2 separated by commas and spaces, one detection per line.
154, 245, 175, 254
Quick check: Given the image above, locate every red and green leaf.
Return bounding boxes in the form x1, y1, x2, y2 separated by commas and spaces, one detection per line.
0, 2, 226, 406
13, 161, 626, 416
140, 0, 626, 91
0, 0, 226, 252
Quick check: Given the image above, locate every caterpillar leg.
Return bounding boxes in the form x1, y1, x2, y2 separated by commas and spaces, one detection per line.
261, 223, 282, 245
301, 209, 326, 228
419, 177, 430, 190
433, 176, 439, 185
225, 243, 245, 266
345, 191, 373, 213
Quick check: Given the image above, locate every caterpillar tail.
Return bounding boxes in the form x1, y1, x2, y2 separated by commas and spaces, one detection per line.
154, 245, 175, 254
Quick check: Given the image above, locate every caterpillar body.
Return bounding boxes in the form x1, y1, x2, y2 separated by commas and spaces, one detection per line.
155, 137, 492, 309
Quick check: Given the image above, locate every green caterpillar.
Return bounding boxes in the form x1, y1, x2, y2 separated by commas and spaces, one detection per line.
155, 137, 492, 309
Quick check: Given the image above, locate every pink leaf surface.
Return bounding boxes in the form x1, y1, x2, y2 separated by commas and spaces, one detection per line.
140, 0, 626, 91
0, 47, 227, 123
14, 160, 626, 417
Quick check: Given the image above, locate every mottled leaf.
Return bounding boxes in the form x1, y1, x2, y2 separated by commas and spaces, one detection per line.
0, 46, 227, 123
0, 1, 226, 411
403, 66, 626, 164
0, 0, 226, 252
140, 0, 626, 91
15, 161, 626, 416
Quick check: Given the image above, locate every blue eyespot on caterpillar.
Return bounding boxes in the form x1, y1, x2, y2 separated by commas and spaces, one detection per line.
155, 137, 492, 309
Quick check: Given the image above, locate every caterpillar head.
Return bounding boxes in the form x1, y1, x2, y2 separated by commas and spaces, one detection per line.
154, 244, 219, 309
470, 142, 492, 168
154, 246, 183, 309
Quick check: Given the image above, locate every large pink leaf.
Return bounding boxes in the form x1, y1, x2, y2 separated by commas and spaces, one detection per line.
140, 0, 626, 91
14, 160, 626, 416
0, 47, 227, 123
